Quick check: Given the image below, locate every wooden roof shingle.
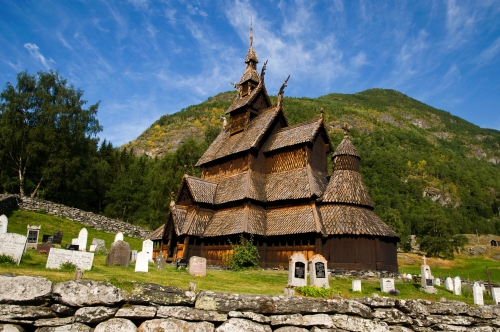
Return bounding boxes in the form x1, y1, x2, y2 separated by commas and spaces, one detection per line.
266, 168, 312, 201
203, 207, 245, 237
186, 210, 213, 236
146, 224, 165, 240
266, 205, 317, 235
321, 170, 374, 208
213, 172, 249, 204
333, 136, 360, 158
184, 175, 217, 204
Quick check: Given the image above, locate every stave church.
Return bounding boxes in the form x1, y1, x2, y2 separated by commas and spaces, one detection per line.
147, 27, 399, 272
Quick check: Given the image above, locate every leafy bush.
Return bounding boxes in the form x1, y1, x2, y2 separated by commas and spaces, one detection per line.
0, 254, 15, 264
60, 261, 77, 271
223, 234, 260, 271
295, 286, 341, 298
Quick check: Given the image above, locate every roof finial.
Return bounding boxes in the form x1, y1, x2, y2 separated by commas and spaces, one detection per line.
276, 75, 290, 109
320, 107, 324, 119
250, 21, 253, 47
260, 60, 268, 82
342, 122, 350, 138
183, 164, 187, 174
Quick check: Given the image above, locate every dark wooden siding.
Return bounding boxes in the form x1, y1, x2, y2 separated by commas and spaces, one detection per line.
310, 135, 328, 173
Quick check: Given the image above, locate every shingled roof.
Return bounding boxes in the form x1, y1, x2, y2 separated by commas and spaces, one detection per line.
146, 224, 165, 240
182, 175, 217, 204
333, 136, 360, 158
225, 82, 271, 114
321, 170, 374, 208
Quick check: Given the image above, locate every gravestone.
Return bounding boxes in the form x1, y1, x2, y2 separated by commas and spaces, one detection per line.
189, 256, 207, 276
434, 278, 441, 286
92, 238, 107, 254
453, 276, 462, 296
89, 245, 97, 252
420, 256, 437, 294
309, 254, 329, 288
130, 250, 138, 262
0, 214, 8, 234
106, 240, 131, 267
142, 239, 154, 262
352, 280, 362, 292
406, 274, 412, 282
42, 235, 53, 243
176, 258, 188, 269
155, 252, 166, 270
46, 248, 94, 270
444, 277, 454, 291
72, 238, 79, 245
114, 232, 123, 243
78, 228, 88, 252
66, 244, 79, 251
26, 225, 41, 250
288, 252, 307, 287
492, 287, 500, 304
37, 243, 54, 253
52, 230, 63, 245
473, 282, 484, 305
380, 278, 395, 293
135, 251, 149, 273
0, 233, 27, 264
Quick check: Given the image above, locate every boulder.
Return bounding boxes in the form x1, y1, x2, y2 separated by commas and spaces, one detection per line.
50, 304, 75, 316
156, 306, 227, 322
115, 305, 157, 319
395, 299, 430, 317
228, 311, 270, 323
34, 323, 92, 332
129, 283, 196, 306
0, 305, 56, 320
74, 306, 118, 324
0, 276, 53, 305
34, 317, 75, 327
215, 318, 271, 332
372, 308, 413, 325
274, 327, 308, 332
52, 281, 125, 307
0, 324, 25, 332
195, 291, 371, 317
330, 314, 389, 331
94, 318, 137, 332
138, 318, 214, 332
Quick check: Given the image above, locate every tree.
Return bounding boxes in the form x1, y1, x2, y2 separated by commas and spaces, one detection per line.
0, 71, 101, 200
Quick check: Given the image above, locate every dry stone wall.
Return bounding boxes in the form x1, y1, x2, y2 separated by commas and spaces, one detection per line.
0, 195, 150, 239
1, 275, 500, 331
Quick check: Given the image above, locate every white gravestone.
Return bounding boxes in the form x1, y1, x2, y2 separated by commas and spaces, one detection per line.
420, 256, 434, 288
380, 278, 395, 293
309, 254, 329, 288
78, 228, 88, 252
492, 287, 500, 304
434, 278, 441, 286
473, 282, 484, 305
130, 250, 138, 263
288, 253, 307, 287
142, 239, 154, 262
0, 214, 8, 234
89, 245, 97, 252
114, 232, 124, 243
453, 277, 462, 296
0, 233, 27, 264
135, 251, 149, 273
406, 274, 412, 282
72, 238, 79, 245
352, 280, 362, 292
444, 277, 454, 291
189, 256, 207, 276
26, 225, 41, 250
46, 248, 94, 270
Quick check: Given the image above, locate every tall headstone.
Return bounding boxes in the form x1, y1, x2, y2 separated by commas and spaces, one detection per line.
288, 253, 307, 287
142, 239, 154, 262
106, 240, 131, 267
114, 232, 124, 243
352, 280, 362, 292
0, 233, 27, 264
0, 214, 8, 234
420, 256, 437, 294
444, 277, 454, 291
453, 276, 462, 296
380, 278, 395, 293
308, 254, 329, 288
492, 287, 500, 304
189, 256, 207, 276
135, 251, 149, 273
78, 228, 88, 252
52, 231, 63, 245
26, 225, 41, 250
155, 252, 166, 270
473, 282, 484, 305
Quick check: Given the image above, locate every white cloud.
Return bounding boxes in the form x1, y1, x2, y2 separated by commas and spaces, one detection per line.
350, 52, 368, 68
56, 31, 73, 50
5, 60, 22, 72
476, 37, 500, 67
24, 43, 55, 70
186, 3, 208, 17
444, 0, 476, 49
128, 0, 149, 10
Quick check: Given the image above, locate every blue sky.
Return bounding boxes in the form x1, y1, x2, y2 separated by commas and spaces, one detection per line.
1, 0, 500, 146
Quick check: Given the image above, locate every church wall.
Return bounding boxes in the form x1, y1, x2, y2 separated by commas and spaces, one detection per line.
230, 110, 248, 134
252, 118, 285, 173
202, 154, 250, 180
264, 147, 307, 173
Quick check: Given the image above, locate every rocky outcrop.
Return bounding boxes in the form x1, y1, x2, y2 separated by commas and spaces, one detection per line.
1, 276, 500, 331
0, 276, 53, 306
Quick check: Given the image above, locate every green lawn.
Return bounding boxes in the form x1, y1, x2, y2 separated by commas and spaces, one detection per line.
1, 209, 499, 305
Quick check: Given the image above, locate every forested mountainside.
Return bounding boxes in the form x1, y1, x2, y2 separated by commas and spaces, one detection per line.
122, 88, 500, 253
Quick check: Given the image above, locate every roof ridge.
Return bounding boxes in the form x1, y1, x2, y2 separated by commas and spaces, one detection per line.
272, 117, 322, 134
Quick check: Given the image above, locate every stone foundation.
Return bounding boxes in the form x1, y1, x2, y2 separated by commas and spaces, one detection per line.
1, 275, 500, 331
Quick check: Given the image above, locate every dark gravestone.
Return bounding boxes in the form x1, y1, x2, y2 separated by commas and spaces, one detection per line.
42, 235, 53, 243
295, 262, 305, 279
27, 230, 38, 243
66, 244, 79, 251
106, 240, 131, 267
315, 262, 326, 278
37, 243, 54, 253
53, 231, 63, 245
176, 258, 188, 269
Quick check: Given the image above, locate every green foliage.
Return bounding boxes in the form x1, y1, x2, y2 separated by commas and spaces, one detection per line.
59, 261, 77, 271
295, 286, 341, 298
223, 234, 260, 271
0, 254, 15, 264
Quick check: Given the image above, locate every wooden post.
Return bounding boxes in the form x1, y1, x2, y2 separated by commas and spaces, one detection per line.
486, 266, 492, 296
315, 236, 322, 255
183, 236, 190, 259
262, 240, 268, 268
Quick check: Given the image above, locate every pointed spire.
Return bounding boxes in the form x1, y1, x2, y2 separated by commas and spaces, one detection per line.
250, 20, 253, 47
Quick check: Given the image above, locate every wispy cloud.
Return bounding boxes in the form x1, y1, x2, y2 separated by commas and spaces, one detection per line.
5, 60, 22, 72
350, 52, 368, 68
24, 43, 55, 70
476, 37, 500, 67
56, 31, 73, 50
445, 0, 476, 49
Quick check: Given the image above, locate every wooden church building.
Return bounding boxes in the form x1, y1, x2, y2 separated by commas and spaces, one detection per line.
148, 27, 399, 272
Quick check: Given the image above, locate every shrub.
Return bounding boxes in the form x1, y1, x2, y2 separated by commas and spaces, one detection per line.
295, 286, 341, 298
223, 234, 260, 271
0, 254, 15, 264
60, 261, 77, 271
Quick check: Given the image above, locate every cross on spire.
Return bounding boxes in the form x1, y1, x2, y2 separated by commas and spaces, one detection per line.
342, 122, 350, 137
250, 21, 253, 47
